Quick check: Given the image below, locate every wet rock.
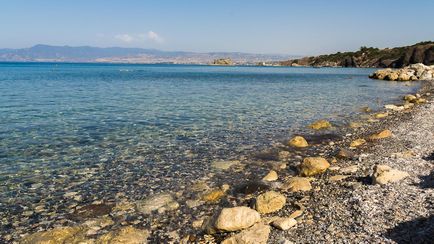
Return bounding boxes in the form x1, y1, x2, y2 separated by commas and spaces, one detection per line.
282, 177, 312, 192
235, 181, 270, 195
372, 165, 409, 185
205, 206, 261, 232
308, 120, 332, 130
136, 193, 178, 214
368, 129, 392, 140
288, 136, 309, 148
271, 217, 297, 230
299, 157, 330, 176
212, 160, 241, 170
255, 191, 286, 214
83, 216, 114, 235
97, 226, 150, 244
20, 226, 87, 244
262, 170, 278, 182
221, 222, 270, 244
350, 139, 366, 148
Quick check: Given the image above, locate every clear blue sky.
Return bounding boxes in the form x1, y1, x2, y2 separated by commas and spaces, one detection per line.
1, 0, 433, 55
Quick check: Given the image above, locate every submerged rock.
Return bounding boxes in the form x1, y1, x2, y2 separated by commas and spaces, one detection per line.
221, 222, 270, 244
201, 189, 226, 203
299, 157, 330, 176
288, 136, 309, 148
97, 226, 150, 244
20, 227, 87, 244
308, 120, 332, 130
212, 160, 241, 170
372, 165, 409, 185
255, 191, 286, 214
136, 193, 178, 214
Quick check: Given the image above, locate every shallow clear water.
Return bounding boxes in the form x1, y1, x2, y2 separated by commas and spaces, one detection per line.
0, 63, 420, 237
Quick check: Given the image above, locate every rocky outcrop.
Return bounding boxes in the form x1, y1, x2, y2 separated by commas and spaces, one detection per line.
369, 63, 434, 81
281, 41, 434, 68
212, 58, 233, 65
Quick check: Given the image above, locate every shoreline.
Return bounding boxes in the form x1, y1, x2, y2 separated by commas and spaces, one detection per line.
7, 80, 434, 243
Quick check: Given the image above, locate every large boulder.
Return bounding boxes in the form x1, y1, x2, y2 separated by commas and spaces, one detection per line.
255, 191, 286, 214
299, 157, 330, 176
207, 207, 261, 232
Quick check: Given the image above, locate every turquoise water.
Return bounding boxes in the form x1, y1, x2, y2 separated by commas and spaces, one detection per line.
0, 63, 420, 239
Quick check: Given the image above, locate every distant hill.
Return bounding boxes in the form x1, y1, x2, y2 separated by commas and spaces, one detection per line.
280, 41, 434, 68
0, 44, 294, 64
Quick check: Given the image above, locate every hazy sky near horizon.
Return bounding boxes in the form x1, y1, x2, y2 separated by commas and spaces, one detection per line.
1, 0, 433, 55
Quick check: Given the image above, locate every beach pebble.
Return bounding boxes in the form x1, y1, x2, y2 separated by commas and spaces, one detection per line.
272, 217, 297, 230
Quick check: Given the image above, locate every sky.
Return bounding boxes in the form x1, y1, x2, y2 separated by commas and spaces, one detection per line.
1, 0, 433, 55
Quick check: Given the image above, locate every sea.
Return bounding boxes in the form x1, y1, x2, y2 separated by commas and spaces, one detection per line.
0, 62, 421, 240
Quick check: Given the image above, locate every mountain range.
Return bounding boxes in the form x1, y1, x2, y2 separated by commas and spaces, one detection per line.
0, 44, 294, 64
